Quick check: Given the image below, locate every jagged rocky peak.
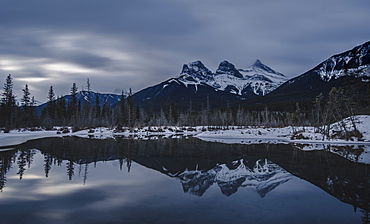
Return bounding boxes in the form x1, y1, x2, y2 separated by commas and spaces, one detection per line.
180, 60, 213, 81
216, 61, 243, 78
252, 59, 264, 67
248, 59, 285, 77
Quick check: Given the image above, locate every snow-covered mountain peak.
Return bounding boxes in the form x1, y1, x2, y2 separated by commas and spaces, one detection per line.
215, 61, 243, 78
314, 41, 370, 82
252, 59, 268, 70
179, 60, 214, 83
241, 59, 286, 78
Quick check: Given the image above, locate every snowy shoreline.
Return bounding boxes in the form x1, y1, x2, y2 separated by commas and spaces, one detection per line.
1, 115, 370, 163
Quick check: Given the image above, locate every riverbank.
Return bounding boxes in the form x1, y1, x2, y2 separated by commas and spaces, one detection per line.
1, 115, 369, 148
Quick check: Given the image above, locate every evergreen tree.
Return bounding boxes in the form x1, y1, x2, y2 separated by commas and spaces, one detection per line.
21, 84, 31, 107
20, 84, 34, 126
314, 92, 324, 127
94, 92, 101, 119
1, 74, 16, 107
48, 86, 55, 102
1, 74, 16, 128
41, 86, 56, 128
126, 88, 135, 127
68, 83, 78, 119
86, 78, 91, 102
119, 90, 125, 124
55, 96, 67, 124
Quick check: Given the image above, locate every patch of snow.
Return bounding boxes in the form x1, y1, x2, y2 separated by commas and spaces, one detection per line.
0, 130, 63, 147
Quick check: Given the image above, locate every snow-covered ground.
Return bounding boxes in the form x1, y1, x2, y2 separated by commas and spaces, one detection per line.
0, 115, 369, 163
0, 126, 202, 149
196, 115, 370, 143
0, 129, 64, 150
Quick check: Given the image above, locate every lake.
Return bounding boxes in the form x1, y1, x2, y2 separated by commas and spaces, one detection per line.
0, 136, 369, 224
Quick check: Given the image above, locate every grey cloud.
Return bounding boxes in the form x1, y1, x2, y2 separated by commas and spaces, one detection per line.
0, 0, 201, 36
57, 52, 114, 69
0, 0, 370, 102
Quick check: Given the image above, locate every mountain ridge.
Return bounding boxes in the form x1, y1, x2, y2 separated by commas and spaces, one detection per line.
249, 41, 370, 105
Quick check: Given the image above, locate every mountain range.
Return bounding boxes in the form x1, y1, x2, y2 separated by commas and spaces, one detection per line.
37, 41, 370, 112
132, 59, 288, 111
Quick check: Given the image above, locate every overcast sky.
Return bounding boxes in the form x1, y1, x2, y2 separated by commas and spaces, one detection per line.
1, 0, 369, 102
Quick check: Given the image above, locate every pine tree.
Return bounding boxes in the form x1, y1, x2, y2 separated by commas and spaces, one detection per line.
40, 86, 56, 128
116, 90, 125, 126
55, 96, 67, 124
48, 86, 55, 102
1, 74, 16, 107
19, 84, 34, 126
21, 84, 31, 107
127, 88, 135, 127
68, 83, 78, 119
314, 92, 323, 127
1, 74, 16, 128
95, 92, 101, 118
86, 78, 91, 101
48, 86, 55, 118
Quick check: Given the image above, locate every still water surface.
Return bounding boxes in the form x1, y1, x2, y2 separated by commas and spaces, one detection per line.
0, 137, 368, 224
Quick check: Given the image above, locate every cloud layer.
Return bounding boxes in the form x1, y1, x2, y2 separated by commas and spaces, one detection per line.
0, 0, 369, 102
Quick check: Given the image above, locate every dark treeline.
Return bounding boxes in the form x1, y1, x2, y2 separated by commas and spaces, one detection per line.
1, 74, 370, 131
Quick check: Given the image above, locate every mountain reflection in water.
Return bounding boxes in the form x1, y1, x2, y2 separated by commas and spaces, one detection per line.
0, 136, 369, 223
175, 158, 291, 197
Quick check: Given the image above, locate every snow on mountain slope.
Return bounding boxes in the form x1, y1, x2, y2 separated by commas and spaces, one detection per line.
178, 60, 288, 96
314, 41, 370, 82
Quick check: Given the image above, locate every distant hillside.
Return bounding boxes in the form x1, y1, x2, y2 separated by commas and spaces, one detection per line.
36, 91, 122, 114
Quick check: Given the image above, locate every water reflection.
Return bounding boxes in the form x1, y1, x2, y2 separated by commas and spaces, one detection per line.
175, 158, 292, 197
0, 136, 369, 223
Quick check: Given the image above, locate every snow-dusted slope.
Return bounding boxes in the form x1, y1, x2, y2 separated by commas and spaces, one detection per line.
314, 41, 370, 82
258, 41, 370, 104
178, 60, 288, 97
